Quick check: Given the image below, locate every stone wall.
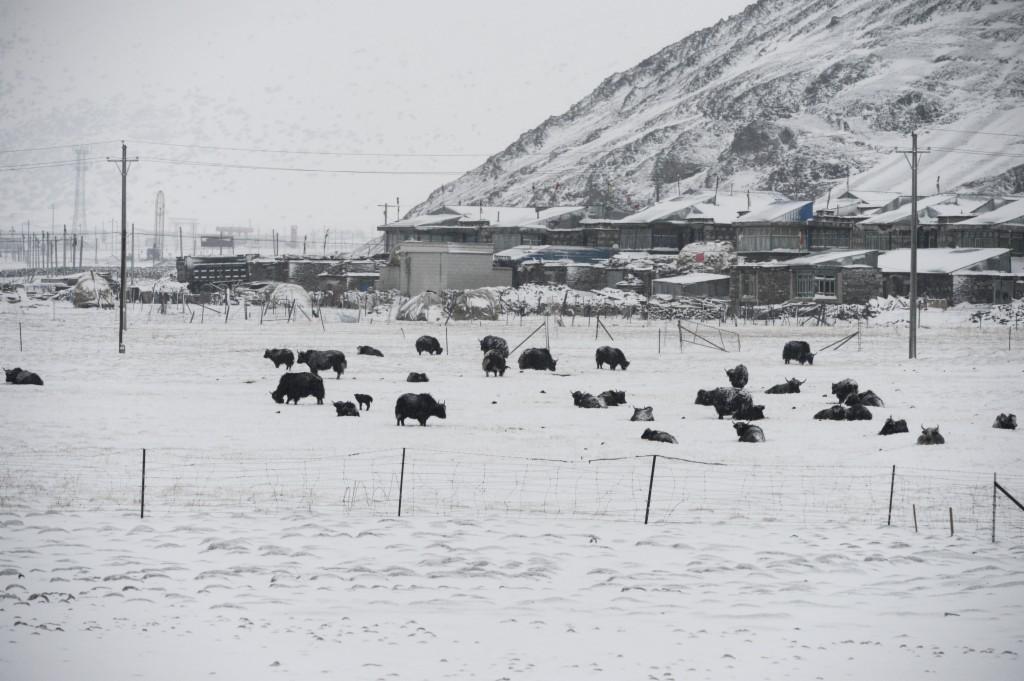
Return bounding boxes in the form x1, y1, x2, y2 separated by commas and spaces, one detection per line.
754, 269, 791, 304
839, 267, 882, 304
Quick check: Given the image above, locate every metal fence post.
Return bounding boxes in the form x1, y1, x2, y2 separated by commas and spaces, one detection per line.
140, 448, 146, 519
992, 473, 997, 543
887, 464, 896, 526
398, 448, 406, 517
644, 455, 657, 525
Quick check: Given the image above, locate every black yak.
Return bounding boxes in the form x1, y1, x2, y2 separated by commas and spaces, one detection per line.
695, 387, 753, 419
297, 349, 347, 378
354, 393, 373, 411
407, 372, 429, 383
725, 364, 749, 389
831, 379, 858, 404
814, 405, 847, 421
395, 393, 446, 426
733, 403, 765, 421
733, 422, 765, 442
641, 428, 677, 444
357, 345, 384, 357
993, 413, 1018, 430
479, 335, 509, 358
3, 368, 43, 386
844, 390, 884, 407
630, 406, 654, 421
271, 372, 324, 405
845, 404, 873, 421
263, 348, 294, 370
765, 377, 805, 394
332, 401, 360, 417
783, 340, 815, 365
518, 348, 557, 371
917, 425, 945, 445
598, 390, 626, 407
482, 349, 507, 377
879, 416, 909, 435
595, 346, 629, 371
415, 335, 443, 355
571, 391, 606, 409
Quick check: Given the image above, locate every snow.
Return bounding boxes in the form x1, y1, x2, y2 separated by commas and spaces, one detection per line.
652, 272, 730, 285
1, 300, 1023, 679
957, 197, 1024, 226
878, 248, 1011, 274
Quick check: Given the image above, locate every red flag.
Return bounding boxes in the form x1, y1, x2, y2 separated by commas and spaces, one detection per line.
695, 252, 705, 262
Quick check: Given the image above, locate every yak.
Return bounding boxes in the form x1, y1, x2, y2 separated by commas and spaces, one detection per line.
598, 390, 626, 407
482, 349, 507, 377
518, 348, 557, 371
831, 379, 859, 404
733, 422, 765, 442
263, 348, 294, 370
415, 335, 443, 356
732, 403, 765, 421
845, 404, 873, 421
479, 335, 509, 358
695, 387, 753, 419
595, 346, 629, 371
571, 391, 606, 409
3, 368, 43, 386
765, 378, 805, 394
844, 390, 884, 407
357, 345, 384, 357
917, 425, 945, 445
725, 364, 749, 389
407, 372, 429, 383
271, 372, 324, 405
993, 413, 1018, 430
332, 401, 360, 417
297, 349, 347, 378
814, 405, 847, 421
354, 393, 373, 411
395, 393, 446, 426
630, 406, 654, 421
783, 340, 815, 365
879, 416, 909, 435
641, 428, 677, 444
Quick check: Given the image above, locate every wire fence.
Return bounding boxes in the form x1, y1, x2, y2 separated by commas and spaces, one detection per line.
2, 447, 1022, 542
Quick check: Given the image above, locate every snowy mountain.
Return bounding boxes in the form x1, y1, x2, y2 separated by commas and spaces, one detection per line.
413, 0, 1024, 215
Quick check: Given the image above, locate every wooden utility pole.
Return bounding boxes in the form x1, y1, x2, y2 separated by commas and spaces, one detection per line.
107, 141, 138, 354
898, 133, 928, 359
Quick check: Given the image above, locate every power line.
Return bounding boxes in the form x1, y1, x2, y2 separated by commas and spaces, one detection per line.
141, 156, 467, 175
0, 157, 106, 171
928, 146, 1024, 159
0, 140, 120, 155
924, 128, 1024, 139
130, 139, 497, 159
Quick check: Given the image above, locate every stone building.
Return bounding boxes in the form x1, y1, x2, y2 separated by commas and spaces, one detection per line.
877, 247, 1014, 304
731, 250, 881, 305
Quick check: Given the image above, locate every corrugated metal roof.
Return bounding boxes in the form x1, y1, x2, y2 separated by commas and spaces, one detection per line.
735, 200, 813, 223
653, 272, 731, 285
954, 197, 1024, 226
877, 248, 1010, 274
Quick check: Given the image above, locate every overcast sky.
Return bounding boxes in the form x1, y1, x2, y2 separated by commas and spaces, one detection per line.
1, 0, 752, 245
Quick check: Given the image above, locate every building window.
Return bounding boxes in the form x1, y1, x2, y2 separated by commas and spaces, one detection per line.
815, 275, 836, 297
796, 272, 814, 298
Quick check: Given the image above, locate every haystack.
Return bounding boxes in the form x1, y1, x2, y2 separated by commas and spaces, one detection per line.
71, 273, 115, 308
268, 283, 314, 317
451, 287, 500, 321
397, 291, 444, 322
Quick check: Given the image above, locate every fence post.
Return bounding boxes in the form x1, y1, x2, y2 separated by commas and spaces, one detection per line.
949, 507, 954, 537
397, 448, 406, 517
992, 473, 997, 543
912, 503, 918, 533
19, 322, 23, 351
445, 327, 449, 355
643, 455, 657, 525
140, 448, 146, 519
658, 328, 661, 354
887, 464, 896, 526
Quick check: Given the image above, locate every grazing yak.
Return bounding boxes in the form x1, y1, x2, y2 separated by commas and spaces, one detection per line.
595, 346, 629, 371
879, 416, 909, 435
519, 348, 558, 371
271, 372, 324, 405
332, 401, 360, 417
407, 372, 429, 383
630, 406, 654, 421
725, 364, 749, 389
571, 391, 606, 409
297, 349, 347, 378
598, 390, 626, 407
263, 348, 294, 370
3, 368, 43, 386
395, 393, 446, 426
695, 387, 753, 419
732, 403, 765, 421
844, 390, 884, 407
482, 349, 507, 377
357, 345, 384, 357
733, 422, 765, 442
354, 393, 373, 411
917, 425, 945, 445
783, 340, 815, 365
993, 413, 1018, 430
765, 378, 805, 394
479, 335, 509, 358
641, 428, 677, 444
814, 405, 847, 421
415, 335, 443, 355
831, 379, 858, 404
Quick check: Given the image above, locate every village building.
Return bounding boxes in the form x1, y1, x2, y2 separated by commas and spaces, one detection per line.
652, 272, 731, 298
851, 194, 987, 250
876, 247, 1017, 304
944, 196, 1024, 254
731, 249, 881, 305
734, 200, 814, 258
377, 242, 511, 296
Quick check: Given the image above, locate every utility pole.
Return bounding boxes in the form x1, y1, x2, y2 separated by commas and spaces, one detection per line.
378, 199, 400, 224
107, 141, 138, 354
898, 132, 928, 359
323, 227, 329, 256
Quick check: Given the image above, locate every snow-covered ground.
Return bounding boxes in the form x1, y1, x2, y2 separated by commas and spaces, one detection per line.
1, 300, 1023, 679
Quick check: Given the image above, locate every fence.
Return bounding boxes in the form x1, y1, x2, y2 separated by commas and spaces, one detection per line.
2, 447, 1022, 542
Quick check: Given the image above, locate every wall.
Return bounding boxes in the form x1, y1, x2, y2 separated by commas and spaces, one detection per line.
884, 272, 952, 301
838, 267, 882, 304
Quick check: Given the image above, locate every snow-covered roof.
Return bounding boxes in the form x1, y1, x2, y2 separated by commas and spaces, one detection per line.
877, 248, 1010, 274
493, 245, 614, 266
859, 194, 958, 225
617, 191, 790, 225
954, 197, 1024, 227
489, 206, 585, 228
763, 249, 877, 268
735, 200, 813, 223
653, 272, 731, 285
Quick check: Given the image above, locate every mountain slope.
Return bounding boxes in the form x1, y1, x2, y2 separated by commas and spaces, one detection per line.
414, 0, 1024, 215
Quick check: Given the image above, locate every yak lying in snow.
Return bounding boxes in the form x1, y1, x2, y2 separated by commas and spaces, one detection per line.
831, 379, 858, 404
271, 372, 324, 405
814, 405, 847, 421
844, 390, 884, 407
733, 422, 765, 442
598, 390, 626, 407
407, 372, 429, 383
482, 350, 507, 377
415, 335, 443, 355
297, 349, 347, 378
518, 348, 557, 371
879, 416, 909, 435
332, 400, 360, 417
733, 403, 765, 421
725, 364, 749, 389
571, 391, 606, 409
917, 425, 945, 445
993, 413, 1017, 430
783, 340, 815, 365
695, 387, 753, 419
845, 404, 873, 421
641, 428, 677, 444
263, 348, 294, 370
595, 346, 629, 371
3, 368, 43, 386
765, 378, 805, 394
395, 393, 446, 426
354, 393, 373, 411
357, 345, 384, 357
630, 406, 654, 422
479, 335, 509, 358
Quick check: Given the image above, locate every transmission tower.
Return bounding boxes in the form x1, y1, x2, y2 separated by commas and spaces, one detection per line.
154, 190, 165, 260
71, 146, 88, 232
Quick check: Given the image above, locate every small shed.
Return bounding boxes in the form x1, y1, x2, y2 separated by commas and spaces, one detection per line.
652, 272, 731, 298
877, 248, 1012, 304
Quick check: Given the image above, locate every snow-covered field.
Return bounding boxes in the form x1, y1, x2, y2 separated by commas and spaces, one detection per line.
2, 301, 1023, 679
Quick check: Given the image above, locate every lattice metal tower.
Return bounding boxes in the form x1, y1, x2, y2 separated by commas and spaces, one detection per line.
154, 190, 165, 260
71, 146, 88, 232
